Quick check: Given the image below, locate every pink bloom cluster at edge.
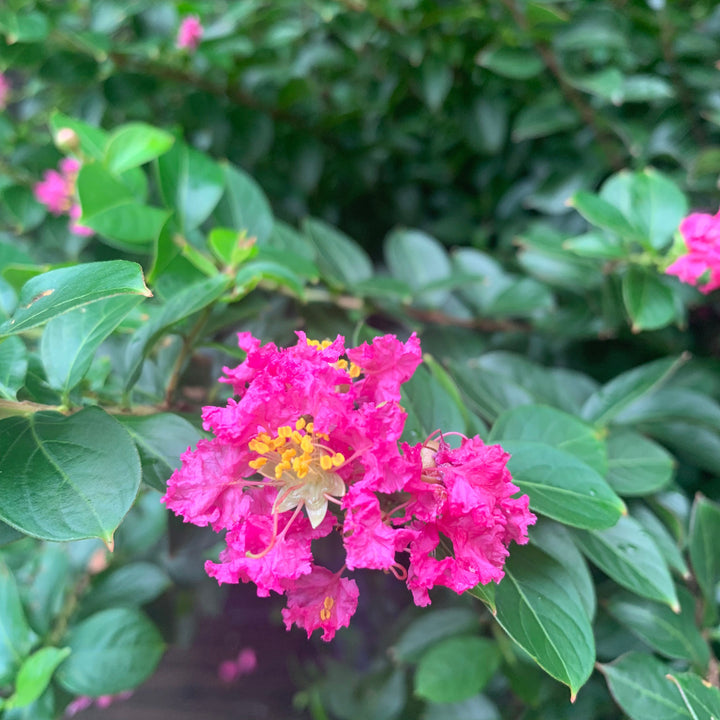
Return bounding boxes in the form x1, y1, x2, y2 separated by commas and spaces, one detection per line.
666, 209, 720, 293
65, 691, 133, 716
33, 157, 93, 237
177, 15, 203, 51
162, 332, 535, 642
0, 73, 10, 111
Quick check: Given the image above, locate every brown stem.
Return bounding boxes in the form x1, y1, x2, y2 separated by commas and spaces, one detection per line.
499, 0, 625, 171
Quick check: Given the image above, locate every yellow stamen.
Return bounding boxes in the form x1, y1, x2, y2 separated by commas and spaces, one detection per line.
349, 363, 361, 378
248, 458, 268, 470
320, 455, 333, 470
295, 418, 306, 431
249, 440, 270, 454
278, 426, 293, 439
332, 453, 345, 467
320, 608, 331, 621
323, 596, 334, 610
301, 435, 314, 454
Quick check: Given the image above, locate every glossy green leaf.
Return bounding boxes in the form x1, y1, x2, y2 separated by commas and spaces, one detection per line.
490, 404, 607, 476
645, 422, 720, 475
615, 388, 720, 433
0, 407, 141, 543
123, 274, 230, 390
529, 519, 595, 620
688, 494, 720, 605
81, 201, 169, 248
104, 123, 174, 174
632, 504, 688, 577
21, 544, 70, 636
6, 647, 70, 710
421, 695, 500, 720
0, 186, 45, 233
214, 163, 274, 243
512, 99, 580, 141
117, 413, 203, 491
599, 652, 691, 720
607, 586, 709, 667
0, 261, 151, 336
573, 515, 678, 608
477, 47, 544, 79
41, 295, 142, 394
81, 563, 171, 616
666, 671, 720, 719
581, 355, 686, 426
493, 545, 595, 698
622, 267, 677, 332
0, 335, 27, 399
414, 637, 500, 703
568, 191, 640, 241
385, 229, 452, 308
234, 260, 305, 298
156, 141, 225, 232
502, 440, 624, 530
606, 429, 674, 496
302, 217, 372, 288
55, 608, 164, 696
0, 562, 37, 685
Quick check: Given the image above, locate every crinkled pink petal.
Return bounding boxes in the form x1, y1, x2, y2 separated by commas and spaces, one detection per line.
342, 489, 399, 570
281, 566, 359, 641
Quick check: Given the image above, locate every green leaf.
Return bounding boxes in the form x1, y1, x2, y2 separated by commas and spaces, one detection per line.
568, 191, 641, 242
385, 229, 453, 308
645, 422, 720, 475
0, 261, 151, 336
156, 141, 225, 232
213, 163, 274, 243
632, 504, 689, 578
81, 202, 169, 249
104, 123, 175, 174
81, 563, 171, 616
391, 608, 480, 663
0, 186, 45, 233
563, 231, 627, 259
21, 544, 70, 636
0, 336, 27, 399
688, 494, 720, 605
512, 98, 580, 141
580, 355, 686, 426
615, 387, 720, 431
234, 260, 305, 298
599, 652, 692, 720
606, 429, 674, 496
302, 217, 372, 288
117, 414, 203, 491
502, 440, 624, 530
477, 47, 544, 79
40, 295, 142, 395
607, 587, 709, 667
421, 59, 453, 112
401, 366, 467, 445
6, 647, 70, 710
414, 637, 500, 703
493, 545, 594, 699
622, 267, 677, 332
529, 519, 596, 620
573, 515, 679, 608
421, 695, 500, 720
0, 562, 37, 685
490, 404, 607, 476
123, 274, 230, 391
666, 671, 720, 719
0, 407, 141, 544
55, 607, 163, 696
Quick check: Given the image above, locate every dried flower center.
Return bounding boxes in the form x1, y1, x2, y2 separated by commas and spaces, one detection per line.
248, 417, 346, 528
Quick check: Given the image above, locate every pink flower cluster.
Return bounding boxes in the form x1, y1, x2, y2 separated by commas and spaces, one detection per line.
65, 691, 132, 716
177, 15, 203, 51
163, 333, 535, 641
33, 158, 93, 237
0, 73, 10, 111
666, 209, 720, 294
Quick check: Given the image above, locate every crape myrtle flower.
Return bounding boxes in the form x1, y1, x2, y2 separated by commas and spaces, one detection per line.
666, 208, 720, 293
177, 15, 203, 51
34, 157, 93, 237
0, 73, 10, 111
163, 332, 534, 641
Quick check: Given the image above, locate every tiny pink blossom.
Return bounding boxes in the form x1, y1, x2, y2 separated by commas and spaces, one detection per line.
0, 73, 10, 111
65, 696, 93, 717
666, 209, 720, 293
69, 204, 94, 237
177, 15, 203, 51
218, 647, 257, 682
34, 169, 71, 215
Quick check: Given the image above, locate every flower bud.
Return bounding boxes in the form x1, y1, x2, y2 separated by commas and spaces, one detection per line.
54, 127, 80, 153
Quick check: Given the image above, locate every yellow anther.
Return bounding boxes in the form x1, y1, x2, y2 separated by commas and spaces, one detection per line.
249, 440, 270, 454
336, 359, 348, 370
290, 430, 302, 444
295, 418, 306, 431
320, 608, 331, 621
278, 426, 293, 438
317, 432, 329, 441
306, 422, 314, 434
332, 453, 345, 467
349, 363, 361, 378
282, 449, 297, 462
323, 596, 334, 610
275, 465, 285, 480
321, 339, 332, 349
248, 457, 268, 469
301, 436, 314, 454
320, 455, 333, 471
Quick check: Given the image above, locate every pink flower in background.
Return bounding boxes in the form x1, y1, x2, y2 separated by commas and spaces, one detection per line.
0, 73, 10, 111
177, 15, 203, 51
164, 332, 533, 641
666, 209, 720, 293
34, 157, 93, 237
65, 691, 132, 716
218, 647, 258, 683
